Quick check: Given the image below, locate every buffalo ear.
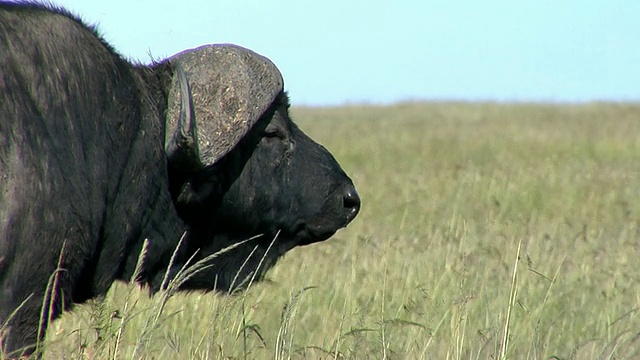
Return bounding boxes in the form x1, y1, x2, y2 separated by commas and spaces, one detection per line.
165, 44, 284, 166
174, 162, 226, 222
165, 63, 204, 173
176, 178, 220, 208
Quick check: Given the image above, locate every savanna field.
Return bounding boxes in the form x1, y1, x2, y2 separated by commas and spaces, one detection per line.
35, 102, 640, 359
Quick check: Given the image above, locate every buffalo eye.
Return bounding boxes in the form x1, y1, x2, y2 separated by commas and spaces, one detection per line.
263, 123, 285, 140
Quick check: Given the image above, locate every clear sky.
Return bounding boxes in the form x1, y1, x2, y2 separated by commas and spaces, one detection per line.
52, 0, 639, 106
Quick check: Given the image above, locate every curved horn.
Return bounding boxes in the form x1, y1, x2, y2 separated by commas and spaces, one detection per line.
166, 44, 284, 165
165, 63, 204, 172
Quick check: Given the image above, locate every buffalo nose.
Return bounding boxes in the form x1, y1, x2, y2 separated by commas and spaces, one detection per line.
342, 187, 361, 221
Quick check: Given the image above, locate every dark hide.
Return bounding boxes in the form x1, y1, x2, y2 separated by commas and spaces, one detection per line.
0, 3, 186, 356
149, 94, 361, 292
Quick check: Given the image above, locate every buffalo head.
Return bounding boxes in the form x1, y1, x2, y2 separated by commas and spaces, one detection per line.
156, 45, 360, 291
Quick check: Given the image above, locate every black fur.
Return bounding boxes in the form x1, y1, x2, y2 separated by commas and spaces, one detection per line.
0, 2, 184, 356
0, 2, 359, 357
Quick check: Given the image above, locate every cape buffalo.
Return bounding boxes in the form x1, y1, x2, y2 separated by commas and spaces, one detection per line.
0, 2, 360, 357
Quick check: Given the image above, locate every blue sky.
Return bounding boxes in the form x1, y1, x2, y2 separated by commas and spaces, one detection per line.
54, 0, 639, 106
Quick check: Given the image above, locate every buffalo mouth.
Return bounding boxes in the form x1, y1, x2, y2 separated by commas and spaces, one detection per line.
286, 220, 346, 247
281, 187, 360, 248
297, 227, 337, 246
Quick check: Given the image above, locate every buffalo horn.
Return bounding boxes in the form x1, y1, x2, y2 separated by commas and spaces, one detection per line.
165, 63, 204, 172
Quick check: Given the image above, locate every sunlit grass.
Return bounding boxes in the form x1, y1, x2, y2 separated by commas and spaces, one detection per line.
32, 102, 640, 359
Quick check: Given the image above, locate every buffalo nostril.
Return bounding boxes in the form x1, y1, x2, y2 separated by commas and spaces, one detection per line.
343, 188, 361, 220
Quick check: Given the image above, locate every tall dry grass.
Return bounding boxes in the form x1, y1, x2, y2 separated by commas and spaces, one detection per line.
8, 102, 639, 359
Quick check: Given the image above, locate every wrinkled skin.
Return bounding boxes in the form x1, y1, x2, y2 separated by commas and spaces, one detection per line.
150, 94, 360, 292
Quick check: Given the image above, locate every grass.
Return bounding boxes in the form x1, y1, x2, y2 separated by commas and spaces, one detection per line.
13, 102, 640, 359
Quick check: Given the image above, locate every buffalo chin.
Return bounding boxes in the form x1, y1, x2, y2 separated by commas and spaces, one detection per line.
290, 224, 339, 247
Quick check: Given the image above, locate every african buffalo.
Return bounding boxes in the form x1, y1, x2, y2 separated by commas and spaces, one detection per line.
0, 2, 360, 357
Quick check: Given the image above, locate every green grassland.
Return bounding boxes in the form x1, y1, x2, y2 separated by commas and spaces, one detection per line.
39, 102, 640, 359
